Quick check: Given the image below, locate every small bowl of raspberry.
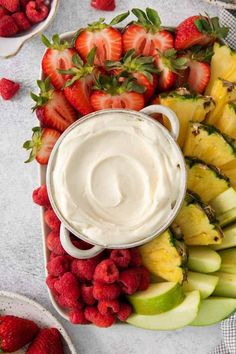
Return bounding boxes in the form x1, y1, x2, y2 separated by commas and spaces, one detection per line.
0, 0, 59, 58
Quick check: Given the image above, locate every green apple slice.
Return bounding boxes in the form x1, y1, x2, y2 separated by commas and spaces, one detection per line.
127, 291, 200, 330
211, 224, 236, 250
218, 248, 236, 274
183, 271, 219, 299
188, 246, 221, 273
218, 207, 236, 227
213, 272, 236, 298
127, 282, 184, 315
210, 188, 236, 215
191, 297, 236, 326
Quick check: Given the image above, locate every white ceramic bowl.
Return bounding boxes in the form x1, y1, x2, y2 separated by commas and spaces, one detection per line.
0, 0, 59, 58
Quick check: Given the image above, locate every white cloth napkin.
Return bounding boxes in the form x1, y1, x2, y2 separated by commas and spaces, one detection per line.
212, 8, 236, 354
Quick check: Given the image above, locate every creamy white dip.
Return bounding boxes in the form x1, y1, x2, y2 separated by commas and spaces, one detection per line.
51, 111, 182, 246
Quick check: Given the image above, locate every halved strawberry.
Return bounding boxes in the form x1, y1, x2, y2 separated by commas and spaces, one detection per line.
31, 77, 77, 132
74, 12, 129, 66
155, 49, 188, 91
23, 127, 60, 165
41, 34, 77, 89
123, 8, 174, 56
90, 75, 145, 111
188, 61, 211, 94
105, 49, 158, 102
60, 49, 99, 115
175, 15, 229, 50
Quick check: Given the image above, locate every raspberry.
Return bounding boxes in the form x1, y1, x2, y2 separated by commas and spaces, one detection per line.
12, 12, 31, 31
0, 6, 9, 19
138, 266, 150, 291
46, 231, 66, 255
69, 309, 89, 325
26, 0, 49, 23
46, 275, 58, 295
71, 238, 93, 250
91, 0, 115, 11
93, 259, 119, 284
56, 294, 83, 309
98, 300, 120, 315
32, 184, 50, 207
71, 255, 100, 282
47, 255, 70, 277
0, 0, 19, 12
130, 248, 142, 267
0, 77, 19, 99
54, 272, 80, 300
84, 306, 115, 327
93, 282, 120, 301
44, 208, 61, 231
110, 249, 131, 268
119, 268, 141, 295
49, 252, 57, 260
20, 0, 30, 7
81, 284, 96, 305
117, 303, 132, 321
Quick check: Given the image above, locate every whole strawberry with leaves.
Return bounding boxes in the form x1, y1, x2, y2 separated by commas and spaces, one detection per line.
123, 8, 174, 56
105, 49, 159, 102
0, 315, 39, 353
90, 74, 146, 111
31, 77, 77, 132
74, 12, 129, 66
59, 48, 100, 115
41, 34, 77, 89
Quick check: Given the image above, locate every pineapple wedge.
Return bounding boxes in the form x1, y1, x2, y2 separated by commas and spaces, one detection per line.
206, 42, 236, 95
172, 192, 223, 246
139, 230, 187, 284
159, 89, 214, 148
215, 102, 236, 140
206, 79, 236, 125
221, 160, 236, 189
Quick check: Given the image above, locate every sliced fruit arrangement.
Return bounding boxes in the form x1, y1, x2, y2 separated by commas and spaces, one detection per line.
182, 271, 219, 299
159, 89, 215, 147
139, 229, 188, 284
172, 192, 223, 246
187, 246, 221, 273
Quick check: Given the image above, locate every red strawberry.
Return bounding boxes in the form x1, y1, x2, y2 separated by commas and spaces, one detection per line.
175, 15, 229, 50
0, 15, 18, 37
74, 12, 129, 66
26, 328, 64, 354
90, 75, 145, 111
23, 127, 60, 165
155, 49, 188, 91
106, 49, 158, 102
187, 61, 211, 94
26, 0, 49, 23
0, 6, 9, 19
0, 315, 39, 352
60, 50, 98, 115
0, 78, 20, 99
0, 0, 19, 12
12, 11, 31, 31
41, 34, 77, 90
91, 0, 115, 11
123, 8, 174, 56
31, 78, 77, 132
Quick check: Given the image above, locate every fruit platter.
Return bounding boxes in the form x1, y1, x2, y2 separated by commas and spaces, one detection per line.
23, 7, 236, 330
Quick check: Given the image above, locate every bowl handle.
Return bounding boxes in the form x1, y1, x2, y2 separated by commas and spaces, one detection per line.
140, 105, 180, 141
60, 224, 104, 259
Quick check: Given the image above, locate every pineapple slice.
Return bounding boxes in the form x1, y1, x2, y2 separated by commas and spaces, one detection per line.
206, 79, 236, 125
139, 230, 187, 284
173, 192, 224, 246
215, 102, 236, 140
184, 122, 236, 167
186, 157, 230, 203
206, 42, 236, 95
159, 89, 214, 148
221, 160, 236, 189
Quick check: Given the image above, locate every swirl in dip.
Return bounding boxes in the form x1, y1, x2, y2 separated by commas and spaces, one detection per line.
51, 111, 183, 246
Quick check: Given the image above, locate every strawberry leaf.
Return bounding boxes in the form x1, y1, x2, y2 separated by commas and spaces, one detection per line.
146, 8, 161, 27
110, 11, 130, 26
41, 34, 51, 48
87, 47, 97, 66
72, 54, 84, 68
132, 8, 151, 25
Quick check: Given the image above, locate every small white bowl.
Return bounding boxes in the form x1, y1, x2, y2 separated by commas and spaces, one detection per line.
0, 0, 59, 58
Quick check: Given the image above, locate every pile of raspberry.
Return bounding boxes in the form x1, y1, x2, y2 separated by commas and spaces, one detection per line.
0, 0, 51, 37
33, 185, 150, 327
